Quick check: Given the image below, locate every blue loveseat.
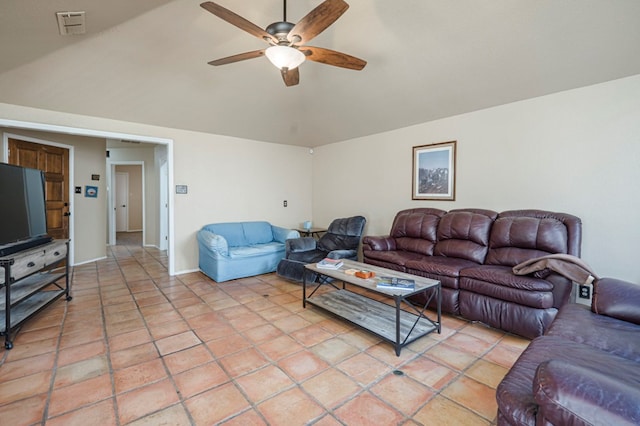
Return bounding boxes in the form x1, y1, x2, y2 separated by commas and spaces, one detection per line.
197, 221, 300, 282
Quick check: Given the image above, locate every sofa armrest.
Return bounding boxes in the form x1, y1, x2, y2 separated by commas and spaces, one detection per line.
272, 225, 300, 243
197, 230, 229, 257
362, 235, 396, 251
327, 249, 357, 260
534, 359, 640, 426
592, 277, 640, 325
286, 237, 317, 254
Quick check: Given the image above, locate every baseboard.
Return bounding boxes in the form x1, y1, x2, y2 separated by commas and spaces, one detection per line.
175, 268, 201, 276
73, 255, 107, 266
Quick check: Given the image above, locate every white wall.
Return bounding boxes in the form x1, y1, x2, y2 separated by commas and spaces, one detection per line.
312, 74, 640, 282
0, 105, 313, 274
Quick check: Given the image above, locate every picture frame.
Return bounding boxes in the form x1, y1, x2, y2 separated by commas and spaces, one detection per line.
412, 140, 456, 201
85, 185, 98, 198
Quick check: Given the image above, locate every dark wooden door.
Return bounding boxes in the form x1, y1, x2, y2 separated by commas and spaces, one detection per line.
8, 138, 70, 240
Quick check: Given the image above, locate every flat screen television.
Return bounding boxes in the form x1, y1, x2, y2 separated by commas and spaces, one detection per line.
0, 163, 52, 257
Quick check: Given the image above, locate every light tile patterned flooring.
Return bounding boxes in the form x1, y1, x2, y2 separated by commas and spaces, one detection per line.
0, 243, 530, 425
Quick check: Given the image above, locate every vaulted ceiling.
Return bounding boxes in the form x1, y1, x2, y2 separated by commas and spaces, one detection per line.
1, 0, 639, 147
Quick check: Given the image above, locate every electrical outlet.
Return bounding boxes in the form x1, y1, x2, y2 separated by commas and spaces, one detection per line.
578, 285, 591, 299
283, 200, 287, 207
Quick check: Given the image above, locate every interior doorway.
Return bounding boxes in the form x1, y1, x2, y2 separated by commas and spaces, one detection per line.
109, 161, 144, 247
1, 118, 175, 275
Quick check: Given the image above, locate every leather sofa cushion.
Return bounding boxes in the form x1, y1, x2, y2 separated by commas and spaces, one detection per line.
593, 277, 640, 325
459, 292, 556, 339
461, 265, 554, 292
486, 216, 569, 266
408, 268, 460, 291
533, 359, 640, 426
318, 233, 361, 252
318, 216, 366, 252
406, 256, 478, 287
547, 303, 640, 362
363, 250, 426, 268
497, 335, 640, 426
460, 278, 554, 309
460, 265, 555, 309
434, 209, 497, 263
389, 208, 445, 255
362, 257, 405, 273
286, 248, 327, 264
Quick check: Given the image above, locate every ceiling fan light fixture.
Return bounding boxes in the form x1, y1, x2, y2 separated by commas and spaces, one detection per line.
265, 45, 305, 70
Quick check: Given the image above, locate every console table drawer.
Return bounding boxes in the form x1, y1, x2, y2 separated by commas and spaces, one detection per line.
44, 241, 67, 267
1, 250, 46, 284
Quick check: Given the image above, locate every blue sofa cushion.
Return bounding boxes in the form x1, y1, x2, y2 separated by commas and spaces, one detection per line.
203, 222, 246, 247
202, 221, 275, 247
243, 222, 275, 245
229, 242, 284, 258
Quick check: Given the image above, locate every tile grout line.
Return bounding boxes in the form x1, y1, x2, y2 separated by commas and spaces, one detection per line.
110, 243, 195, 425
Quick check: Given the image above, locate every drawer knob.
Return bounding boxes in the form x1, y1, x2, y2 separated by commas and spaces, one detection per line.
28, 261, 35, 268
54, 251, 60, 256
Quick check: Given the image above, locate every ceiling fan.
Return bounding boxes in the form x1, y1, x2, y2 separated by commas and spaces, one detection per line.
200, 0, 367, 87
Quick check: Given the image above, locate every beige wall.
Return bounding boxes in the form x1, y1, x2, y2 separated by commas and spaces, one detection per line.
312, 74, 640, 283
0, 128, 107, 265
172, 133, 312, 271
115, 165, 143, 231
0, 106, 313, 273
2, 74, 639, 281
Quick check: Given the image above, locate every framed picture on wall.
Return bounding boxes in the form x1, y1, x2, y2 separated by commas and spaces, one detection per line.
412, 141, 456, 201
85, 185, 98, 198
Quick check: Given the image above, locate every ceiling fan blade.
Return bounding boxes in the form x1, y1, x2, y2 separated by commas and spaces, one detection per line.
200, 2, 278, 44
302, 46, 366, 70
208, 50, 265, 66
287, 0, 349, 45
281, 67, 300, 87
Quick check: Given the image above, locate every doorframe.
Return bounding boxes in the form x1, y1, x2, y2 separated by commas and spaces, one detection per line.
159, 160, 168, 251
0, 118, 175, 275
108, 161, 145, 246
2, 132, 75, 265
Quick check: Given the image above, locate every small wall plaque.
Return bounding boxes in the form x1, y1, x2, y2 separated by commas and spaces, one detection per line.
85, 186, 98, 198
91, 174, 100, 181
176, 185, 188, 194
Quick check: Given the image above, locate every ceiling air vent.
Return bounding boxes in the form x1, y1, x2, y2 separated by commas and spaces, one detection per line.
56, 11, 86, 36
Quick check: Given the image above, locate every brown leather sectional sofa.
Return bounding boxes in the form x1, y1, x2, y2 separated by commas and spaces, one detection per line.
497, 277, 640, 425
362, 208, 582, 339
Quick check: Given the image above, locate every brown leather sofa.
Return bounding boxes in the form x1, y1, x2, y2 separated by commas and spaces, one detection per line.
362, 208, 582, 339
496, 277, 640, 425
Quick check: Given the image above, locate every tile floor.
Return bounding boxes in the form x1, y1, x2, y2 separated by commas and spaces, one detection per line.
0, 243, 530, 425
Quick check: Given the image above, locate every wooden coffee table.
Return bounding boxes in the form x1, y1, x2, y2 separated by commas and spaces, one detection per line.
303, 259, 441, 356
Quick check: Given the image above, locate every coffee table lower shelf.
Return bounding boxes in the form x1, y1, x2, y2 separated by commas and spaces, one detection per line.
305, 289, 438, 355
